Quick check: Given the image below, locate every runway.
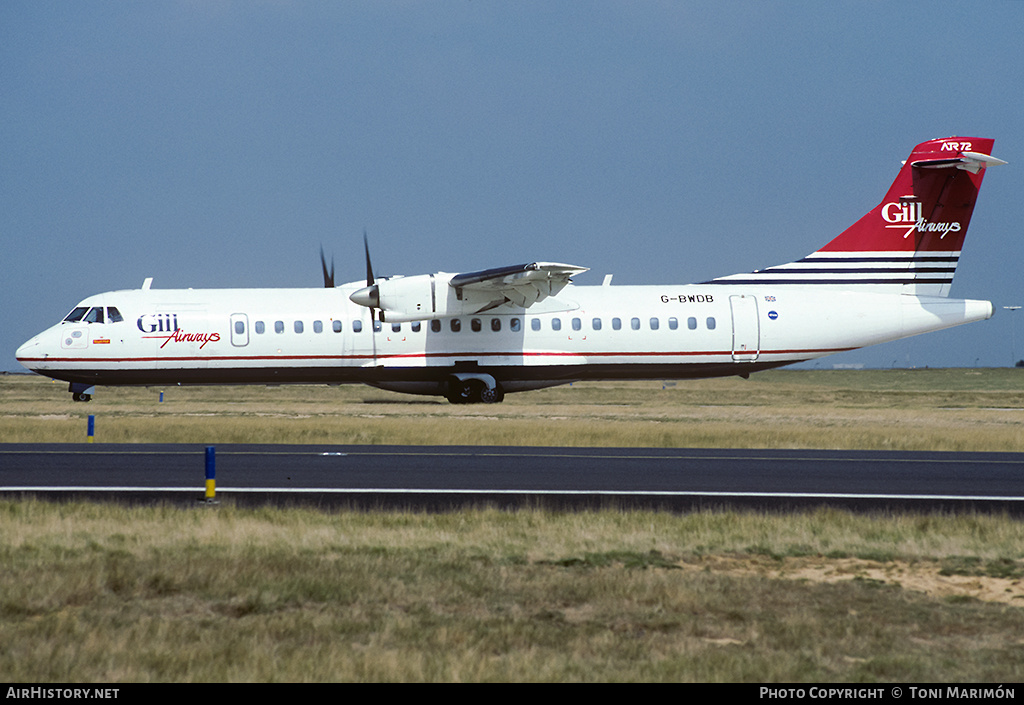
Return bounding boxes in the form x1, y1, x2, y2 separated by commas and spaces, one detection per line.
3, 443, 1024, 513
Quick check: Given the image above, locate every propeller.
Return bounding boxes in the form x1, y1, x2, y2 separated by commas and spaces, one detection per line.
349, 231, 383, 322
319, 245, 335, 288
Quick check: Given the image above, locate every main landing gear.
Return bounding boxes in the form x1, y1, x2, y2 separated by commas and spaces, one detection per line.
445, 375, 505, 404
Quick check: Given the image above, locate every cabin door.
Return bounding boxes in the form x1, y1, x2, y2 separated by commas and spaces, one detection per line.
341, 312, 377, 367
729, 295, 760, 362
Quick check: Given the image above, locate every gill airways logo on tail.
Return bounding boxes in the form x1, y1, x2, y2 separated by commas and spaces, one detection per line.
881, 201, 961, 239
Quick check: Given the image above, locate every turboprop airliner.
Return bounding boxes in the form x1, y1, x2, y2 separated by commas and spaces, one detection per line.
16, 136, 1005, 404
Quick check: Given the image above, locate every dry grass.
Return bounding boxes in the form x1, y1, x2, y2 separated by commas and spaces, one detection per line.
3, 500, 1024, 682
3, 369, 1024, 449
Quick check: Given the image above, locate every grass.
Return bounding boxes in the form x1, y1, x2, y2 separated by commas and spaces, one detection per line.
3, 500, 1024, 682
3, 368, 1024, 449
3, 369, 1024, 681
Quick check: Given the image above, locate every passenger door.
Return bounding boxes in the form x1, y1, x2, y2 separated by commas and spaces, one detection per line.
729, 295, 760, 362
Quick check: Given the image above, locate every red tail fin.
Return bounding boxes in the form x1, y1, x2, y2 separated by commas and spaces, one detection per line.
711, 137, 1004, 296
821, 137, 998, 257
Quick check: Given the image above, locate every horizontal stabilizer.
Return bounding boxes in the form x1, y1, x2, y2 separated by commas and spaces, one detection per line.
912, 151, 1007, 174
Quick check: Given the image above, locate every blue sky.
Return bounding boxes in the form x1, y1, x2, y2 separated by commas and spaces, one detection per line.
3, 1, 1023, 372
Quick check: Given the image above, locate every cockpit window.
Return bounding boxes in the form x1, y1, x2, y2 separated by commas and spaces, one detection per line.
84, 307, 105, 324
107, 306, 123, 323
63, 306, 89, 323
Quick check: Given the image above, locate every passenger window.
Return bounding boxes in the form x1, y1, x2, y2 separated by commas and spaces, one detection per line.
572, 318, 581, 331
314, 320, 323, 333
294, 321, 304, 334
491, 318, 501, 332
392, 323, 401, 332
552, 318, 561, 331
510, 318, 521, 332
255, 321, 265, 334
84, 307, 104, 324
275, 321, 284, 334
531, 318, 541, 331
612, 317, 621, 331
353, 320, 363, 333
650, 317, 659, 330
631, 317, 640, 331
373, 320, 382, 333
471, 318, 482, 332
234, 320, 245, 335
107, 307, 123, 323
592, 318, 602, 331
411, 322, 421, 332
668, 317, 678, 330
687, 317, 697, 330
706, 317, 716, 330
333, 320, 342, 333
64, 307, 89, 323
451, 319, 461, 332
431, 320, 442, 333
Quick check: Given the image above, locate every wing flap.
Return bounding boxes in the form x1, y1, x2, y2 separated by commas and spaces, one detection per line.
450, 262, 587, 308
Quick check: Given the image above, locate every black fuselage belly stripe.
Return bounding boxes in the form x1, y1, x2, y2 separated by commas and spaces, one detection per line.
28, 358, 818, 386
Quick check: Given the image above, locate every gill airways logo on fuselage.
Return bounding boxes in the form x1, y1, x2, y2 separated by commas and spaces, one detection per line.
881, 202, 961, 239
138, 313, 220, 349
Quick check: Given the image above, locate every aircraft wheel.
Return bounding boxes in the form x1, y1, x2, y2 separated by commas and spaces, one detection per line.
446, 380, 475, 404
445, 391, 465, 404
479, 384, 504, 404
72, 392, 92, 402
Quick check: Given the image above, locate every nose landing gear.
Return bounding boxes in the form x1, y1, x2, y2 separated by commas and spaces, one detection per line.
69, 383, 95, 403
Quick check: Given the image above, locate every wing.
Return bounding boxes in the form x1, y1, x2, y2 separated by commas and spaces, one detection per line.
449, 262, 589, 307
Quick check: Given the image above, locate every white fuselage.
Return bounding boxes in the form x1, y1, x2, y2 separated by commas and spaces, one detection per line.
15, 281, 994, 399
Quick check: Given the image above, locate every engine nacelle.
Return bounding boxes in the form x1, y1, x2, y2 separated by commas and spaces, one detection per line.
376, 274, 435, 321
349, 273, 507, 322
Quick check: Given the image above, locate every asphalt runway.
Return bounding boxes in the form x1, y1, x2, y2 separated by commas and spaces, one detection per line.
3, 443, 1024, 513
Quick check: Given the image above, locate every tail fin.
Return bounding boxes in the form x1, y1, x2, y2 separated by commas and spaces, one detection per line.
710, 137, 1005, 296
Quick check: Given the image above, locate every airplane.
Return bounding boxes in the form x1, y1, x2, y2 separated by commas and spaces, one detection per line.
15, 136, 1006, 404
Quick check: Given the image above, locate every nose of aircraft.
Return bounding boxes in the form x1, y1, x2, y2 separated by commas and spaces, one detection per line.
15, 331, 46, 371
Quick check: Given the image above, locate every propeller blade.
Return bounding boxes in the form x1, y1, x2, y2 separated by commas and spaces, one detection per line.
363, 230, 375, 287
362, 230, 380, 322
319, 245, 335, 288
